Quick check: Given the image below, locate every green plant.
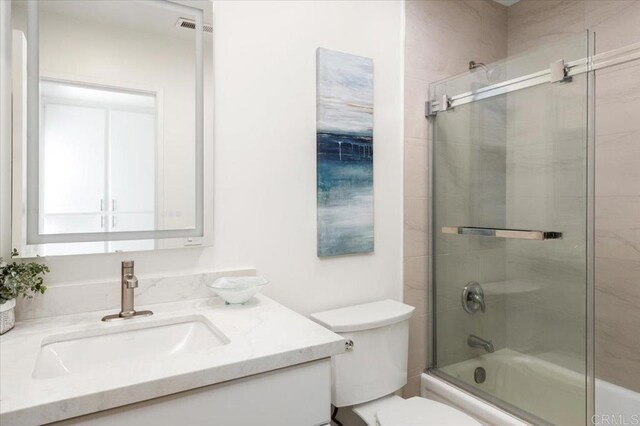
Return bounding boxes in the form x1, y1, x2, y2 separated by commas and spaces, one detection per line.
0, 249, 49, 304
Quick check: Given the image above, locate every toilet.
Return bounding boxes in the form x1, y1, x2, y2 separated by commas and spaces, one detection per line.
311, 300, 480, 426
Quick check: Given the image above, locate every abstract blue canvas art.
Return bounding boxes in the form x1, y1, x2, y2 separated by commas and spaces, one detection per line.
316, 48, 374, 257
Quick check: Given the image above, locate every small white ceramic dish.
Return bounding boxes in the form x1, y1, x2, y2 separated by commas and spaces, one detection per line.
206, 276, 269, 305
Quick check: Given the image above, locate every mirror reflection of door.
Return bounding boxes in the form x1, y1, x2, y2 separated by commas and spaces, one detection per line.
10, 0, 209, 256
40, 80, 156, 251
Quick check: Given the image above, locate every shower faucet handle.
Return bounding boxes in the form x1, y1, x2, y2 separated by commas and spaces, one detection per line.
468, 291, 486, 313
462, 281, 485, 314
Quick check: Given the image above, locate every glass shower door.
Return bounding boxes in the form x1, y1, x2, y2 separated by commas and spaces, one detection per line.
430, 34, 592, 425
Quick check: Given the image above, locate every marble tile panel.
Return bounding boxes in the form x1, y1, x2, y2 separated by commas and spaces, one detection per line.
405, 3, 488, 82
404, 77, 430, 139
595, 131, 640, 197
595, 257, 640, 392
506, 139, 587, 199
404, 256, 430, 316
505, 298, 586, 360
481, 0, 508, 62
586, 0, 640, 53
408, 313, 429, 377
403, 374, 423, 398
404, 137, 429, 198
507, 0, 586, 56
595, 62, 640, 136
595, 196, 640, 261
505, 195, 586, 238
404, 197, 429, 257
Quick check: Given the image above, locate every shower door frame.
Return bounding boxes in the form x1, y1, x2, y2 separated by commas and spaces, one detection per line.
423, 31, 620, 425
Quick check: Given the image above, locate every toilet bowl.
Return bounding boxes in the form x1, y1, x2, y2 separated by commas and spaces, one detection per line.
311, 300, 480, 426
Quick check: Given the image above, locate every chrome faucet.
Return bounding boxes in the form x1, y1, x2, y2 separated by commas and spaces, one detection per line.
468, 334, 495, 353
101, 261, 153, 321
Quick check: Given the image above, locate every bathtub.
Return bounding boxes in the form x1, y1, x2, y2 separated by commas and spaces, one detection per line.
421, 349, 640, 426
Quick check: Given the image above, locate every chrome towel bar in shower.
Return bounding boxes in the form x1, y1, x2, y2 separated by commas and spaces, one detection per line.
441, 227, 562, 240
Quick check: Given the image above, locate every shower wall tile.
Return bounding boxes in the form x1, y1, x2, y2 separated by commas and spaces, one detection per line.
507, 0, 586, 56
508, 0, 640, 393
586, 0, 640, 53
480, 0, 508, 62
595, 130, 640, 197
412, 1, 483, 38
478, 247, 508, 284
404, 256, 429, 316
595, 257, 640, 391
403, 374, 423, 399
505, 248, 586, 319
506, 139, 587, 198
408, 313, 430, 377
405, 0, 508, 82
595, 63, 640, 137
505, 299, 586, 368
595, 197, 640, 262
405, 23, 473, 84
404, 138, 429, 198
404, 77, 430, 139
403, 0, 508, 396
505, 196, 586, 240
404, 197, 429, 258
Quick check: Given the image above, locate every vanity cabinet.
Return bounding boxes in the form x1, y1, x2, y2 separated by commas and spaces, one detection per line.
51, 359, 331, 426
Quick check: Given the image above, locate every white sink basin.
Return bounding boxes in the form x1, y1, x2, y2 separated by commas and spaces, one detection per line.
32, 315, 229, 379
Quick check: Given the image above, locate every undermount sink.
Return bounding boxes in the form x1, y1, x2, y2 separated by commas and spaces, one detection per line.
32, 315, 229, 379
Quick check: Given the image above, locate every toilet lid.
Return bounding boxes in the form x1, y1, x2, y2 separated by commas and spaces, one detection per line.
375, 397, 481, 426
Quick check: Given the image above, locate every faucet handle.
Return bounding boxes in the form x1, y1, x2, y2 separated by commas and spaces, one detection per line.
470, 292, 486, 313
462, 281, 485, 314
125, 276, 138, 289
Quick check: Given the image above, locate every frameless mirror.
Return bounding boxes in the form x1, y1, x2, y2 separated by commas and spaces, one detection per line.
10, 0, 212, 256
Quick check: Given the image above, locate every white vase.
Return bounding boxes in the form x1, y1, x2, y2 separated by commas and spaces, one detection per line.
0, 298, 16, 334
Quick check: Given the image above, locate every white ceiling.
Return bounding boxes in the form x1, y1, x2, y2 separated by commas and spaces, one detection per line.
492, 0, 521, 6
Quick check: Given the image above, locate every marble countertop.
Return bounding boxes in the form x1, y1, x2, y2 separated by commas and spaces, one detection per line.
0, 295, 345, 425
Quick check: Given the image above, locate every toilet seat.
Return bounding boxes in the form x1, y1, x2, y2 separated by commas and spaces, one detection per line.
375, 397, 481, 426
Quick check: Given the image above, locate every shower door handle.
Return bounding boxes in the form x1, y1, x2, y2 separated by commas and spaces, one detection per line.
442, 226, 562, 240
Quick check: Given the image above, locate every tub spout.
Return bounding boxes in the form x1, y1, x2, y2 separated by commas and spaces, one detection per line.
468, 334, 495, 353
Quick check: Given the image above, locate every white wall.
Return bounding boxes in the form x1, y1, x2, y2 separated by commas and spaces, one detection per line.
3, 0, 404, 317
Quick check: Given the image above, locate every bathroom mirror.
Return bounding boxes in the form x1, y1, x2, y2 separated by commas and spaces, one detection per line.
9, 0, 212, 256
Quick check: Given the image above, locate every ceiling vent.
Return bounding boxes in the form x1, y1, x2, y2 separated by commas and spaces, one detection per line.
175, 17, 213, 33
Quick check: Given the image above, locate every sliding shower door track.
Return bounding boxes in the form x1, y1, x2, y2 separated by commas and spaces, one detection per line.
426, 40, 640, 115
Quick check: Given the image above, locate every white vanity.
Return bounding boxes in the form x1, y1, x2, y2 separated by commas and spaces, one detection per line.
0, 295, 344, 425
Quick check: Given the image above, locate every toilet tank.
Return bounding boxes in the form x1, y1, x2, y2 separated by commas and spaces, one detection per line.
311, 300, 415, 407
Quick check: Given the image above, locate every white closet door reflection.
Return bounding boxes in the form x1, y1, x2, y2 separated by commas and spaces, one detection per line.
39, 80, 157, 239
108, 108, 156, 252
41, 102, 106, 234
109, 109, 155, 218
